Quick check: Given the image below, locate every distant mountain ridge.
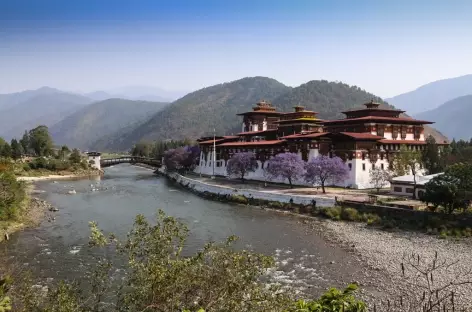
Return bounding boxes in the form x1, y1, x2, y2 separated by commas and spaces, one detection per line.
415, 95, 472, 141
386, 74, 472, 115
0, 88, 92, 140
94, 77, 448, 151
50, 98, 169, 150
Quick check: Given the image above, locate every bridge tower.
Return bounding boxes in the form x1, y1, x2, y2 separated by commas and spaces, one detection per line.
87, 152, 102, 170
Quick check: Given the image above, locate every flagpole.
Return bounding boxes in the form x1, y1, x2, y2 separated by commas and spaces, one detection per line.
212, 128, 216, 179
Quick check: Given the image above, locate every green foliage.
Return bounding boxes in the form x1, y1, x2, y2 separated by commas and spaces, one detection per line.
421, 174, 465, 214
29, 125, 53, 156
444, 162, 472, 191
230, 194, 249, 204
292, 283, 366, 312
58, 145, 70, 160
68, 148, 82, 164
319, 206, 342, 220
341, 208, 359, 221
9, 139, 23, 160
0, 167, 26, 221
421, 135, 445, 174
19, 131, 30, 155
0, 138, 11, 159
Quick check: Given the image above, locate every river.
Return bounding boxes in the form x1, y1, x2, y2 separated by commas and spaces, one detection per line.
1, 165, 386, 299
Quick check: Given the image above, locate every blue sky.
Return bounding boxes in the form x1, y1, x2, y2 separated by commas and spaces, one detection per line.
1, 0, 471, 97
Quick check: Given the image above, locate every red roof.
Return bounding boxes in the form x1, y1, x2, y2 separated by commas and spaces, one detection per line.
237, 129, 277, 136
199, 139, 225, 145
218, 140, 285, 147
336, 132, 384, 140
281, 132, 329, 139
341, 108, 405, 114
378, 139, 427, 145
323, 116, 433, 124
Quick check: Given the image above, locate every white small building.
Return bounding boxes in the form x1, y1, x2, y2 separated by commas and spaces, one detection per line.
87, 152, 102, 170
390, 173, 443, 198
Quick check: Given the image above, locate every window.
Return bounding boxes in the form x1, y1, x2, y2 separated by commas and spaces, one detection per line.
372, 164, 375, 170
381, 163, 384, 170
393, 186, 402, 192
348, 163, 352, 171
362, 163, 366, 171
406, 188, 414, 194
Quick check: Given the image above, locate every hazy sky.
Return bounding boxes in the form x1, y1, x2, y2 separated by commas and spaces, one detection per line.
1, 0, 471, 97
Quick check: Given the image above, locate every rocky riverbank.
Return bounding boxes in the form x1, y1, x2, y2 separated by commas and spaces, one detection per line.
1, 192, 56, 243
317, 220, 472, 310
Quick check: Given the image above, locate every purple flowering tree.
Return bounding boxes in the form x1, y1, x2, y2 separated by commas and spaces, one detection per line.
180, 145, 201, 172
163, 147, 187, 172
226, 152, 258, 182
304, 155, 349, 193
265, 152, 305, 188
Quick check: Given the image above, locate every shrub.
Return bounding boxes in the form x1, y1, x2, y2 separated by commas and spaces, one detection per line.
230, 194, 248, 205
320, 207, 342, 220
0, 169, 26, 221
268, 201, 283, 209
341, 208, 359, 221
361, 213, 381, 226
28, 157, 47, 170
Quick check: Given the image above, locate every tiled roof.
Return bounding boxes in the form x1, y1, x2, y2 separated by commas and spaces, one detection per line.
323, 116, 433, 124
282, 132, 329, 139
237, 129, 277, 136
198, 138, 226, 145
337, 132, 384, 140
378, 139, 427, 144
218, 140, 285, 147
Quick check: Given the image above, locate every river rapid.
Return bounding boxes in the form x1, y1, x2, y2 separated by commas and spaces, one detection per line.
1, 165, 388, 300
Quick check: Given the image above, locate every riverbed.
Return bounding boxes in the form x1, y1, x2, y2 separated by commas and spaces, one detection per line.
1, 164, 390, 302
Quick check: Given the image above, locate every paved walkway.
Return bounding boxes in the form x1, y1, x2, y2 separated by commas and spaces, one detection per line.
186, 173, 386, 202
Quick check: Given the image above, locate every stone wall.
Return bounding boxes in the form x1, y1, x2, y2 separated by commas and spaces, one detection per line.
166, 172, 335, 207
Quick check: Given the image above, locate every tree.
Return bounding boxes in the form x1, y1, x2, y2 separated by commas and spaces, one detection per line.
0, 138, 11, 158
28, 125, 53, 157
131, 141, 152, 157
57, 145, 70, 160
304, 155, 349, 193
180, 145, 200, 172
19, 131, 30, 155
163, 147, 188, 172
444, 162, 472, 192
369, 168, 392, 193
265, 152, 305, 188
391, 145, 423, 199
69, 148, 82, 164
226, 152, 258, 181
422, 135, 444, 174
421, 174, 465, 214
10, 139, 24, 160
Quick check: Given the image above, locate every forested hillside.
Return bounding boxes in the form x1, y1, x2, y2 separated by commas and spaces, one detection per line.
50, 99, 168, 149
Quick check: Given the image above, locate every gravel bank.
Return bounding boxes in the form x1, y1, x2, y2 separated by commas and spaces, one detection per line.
321, 220, 472, 310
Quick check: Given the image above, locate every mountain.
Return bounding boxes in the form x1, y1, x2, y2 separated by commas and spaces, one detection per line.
273, 80, 447, 143
0, 90, 92, 140
50, 99, 169, 150
0, 86, 62, 111
95, 77, 447, 151
97, 77, 291, 150
386, 74, 472, 115
106, 86, 189, 102
415, 95, 472, 141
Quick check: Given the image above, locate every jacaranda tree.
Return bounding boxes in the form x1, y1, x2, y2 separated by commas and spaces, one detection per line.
226, 152, 258, 181
304, 155, 349, 193
265, 152, 305, 188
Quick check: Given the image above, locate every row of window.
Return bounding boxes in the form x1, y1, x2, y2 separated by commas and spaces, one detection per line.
346, 163, 386, 171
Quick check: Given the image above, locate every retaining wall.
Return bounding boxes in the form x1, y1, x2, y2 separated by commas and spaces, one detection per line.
166, 172, 335, 207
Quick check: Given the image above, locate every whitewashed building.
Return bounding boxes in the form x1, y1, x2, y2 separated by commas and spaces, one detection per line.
196, 100, 447, 189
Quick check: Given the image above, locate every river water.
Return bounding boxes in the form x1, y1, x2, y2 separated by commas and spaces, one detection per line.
1, 165, 384, 298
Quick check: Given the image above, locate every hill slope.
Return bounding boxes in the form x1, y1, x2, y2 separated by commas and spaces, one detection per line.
94, 78, 448, 151
50, 99, 169, 149
99, 77, 291, 150
386, 74, 472, 115
415, 95, 472, 141
0, 91, 92, 140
